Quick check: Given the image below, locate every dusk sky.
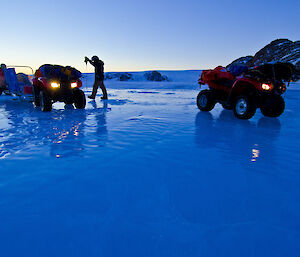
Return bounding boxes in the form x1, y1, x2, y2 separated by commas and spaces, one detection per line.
1, 0, 299, 73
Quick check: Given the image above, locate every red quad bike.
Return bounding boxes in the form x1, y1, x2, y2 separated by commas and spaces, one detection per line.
32, 64, 86, 112
197, 63, 296, 119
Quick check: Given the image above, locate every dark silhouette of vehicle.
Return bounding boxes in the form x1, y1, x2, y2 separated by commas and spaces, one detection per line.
32, 64, 86, 112
197, 63, 296, 119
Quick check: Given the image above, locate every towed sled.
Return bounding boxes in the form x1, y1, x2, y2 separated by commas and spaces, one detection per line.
0, 65, 33, 99
32, 64, 86, 112
197, 62, 296, 119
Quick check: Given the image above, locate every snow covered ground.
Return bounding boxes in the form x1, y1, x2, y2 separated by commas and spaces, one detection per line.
0, 80, 300, 256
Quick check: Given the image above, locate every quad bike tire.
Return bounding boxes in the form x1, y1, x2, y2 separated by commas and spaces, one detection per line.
33, 86, 41, 106
233, 95, 256, 119
40, 91, 52, 112
197, 90, 216, 111
260, 95, 285, 118
73, 89, 86, 109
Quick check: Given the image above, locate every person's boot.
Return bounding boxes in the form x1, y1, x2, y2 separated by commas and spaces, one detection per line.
89, 82, 100, 99
100, 84, 108, 100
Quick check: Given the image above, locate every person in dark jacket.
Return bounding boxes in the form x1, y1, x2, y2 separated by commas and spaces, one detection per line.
85, 56, 108, 99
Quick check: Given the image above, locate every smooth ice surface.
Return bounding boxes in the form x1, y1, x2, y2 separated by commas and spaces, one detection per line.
1, 87, 300, 257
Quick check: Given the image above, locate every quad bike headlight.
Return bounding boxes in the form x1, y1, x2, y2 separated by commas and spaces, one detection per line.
262, 83, 271, 91
51, 82, 60, 89
71, 82, 77, 88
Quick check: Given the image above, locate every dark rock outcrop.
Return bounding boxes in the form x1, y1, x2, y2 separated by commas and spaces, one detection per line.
119, 73, 133, 81
227, 39, 300, 79
144, 71, 169, 81
105, 72, 133, 81
227, 56, 254, 67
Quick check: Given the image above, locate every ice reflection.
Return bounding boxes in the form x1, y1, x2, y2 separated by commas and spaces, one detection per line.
0, 99, 109, 159
0, 100, 36, 159
49, 109, 87, 158
195, 110, 281, 169
84, 100, 108, 148
251, 147, 260, 162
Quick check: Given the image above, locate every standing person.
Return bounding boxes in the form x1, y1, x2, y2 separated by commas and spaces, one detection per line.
85, 56, 108, 100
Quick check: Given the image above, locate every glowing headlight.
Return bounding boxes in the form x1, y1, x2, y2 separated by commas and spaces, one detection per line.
262, 83, 271, 90
71, 82, 77, 88
51, 82, 60, 88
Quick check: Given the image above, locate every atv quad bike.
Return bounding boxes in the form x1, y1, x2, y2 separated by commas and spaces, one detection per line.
32, 64, 86, 112
197, 63, 296, 119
